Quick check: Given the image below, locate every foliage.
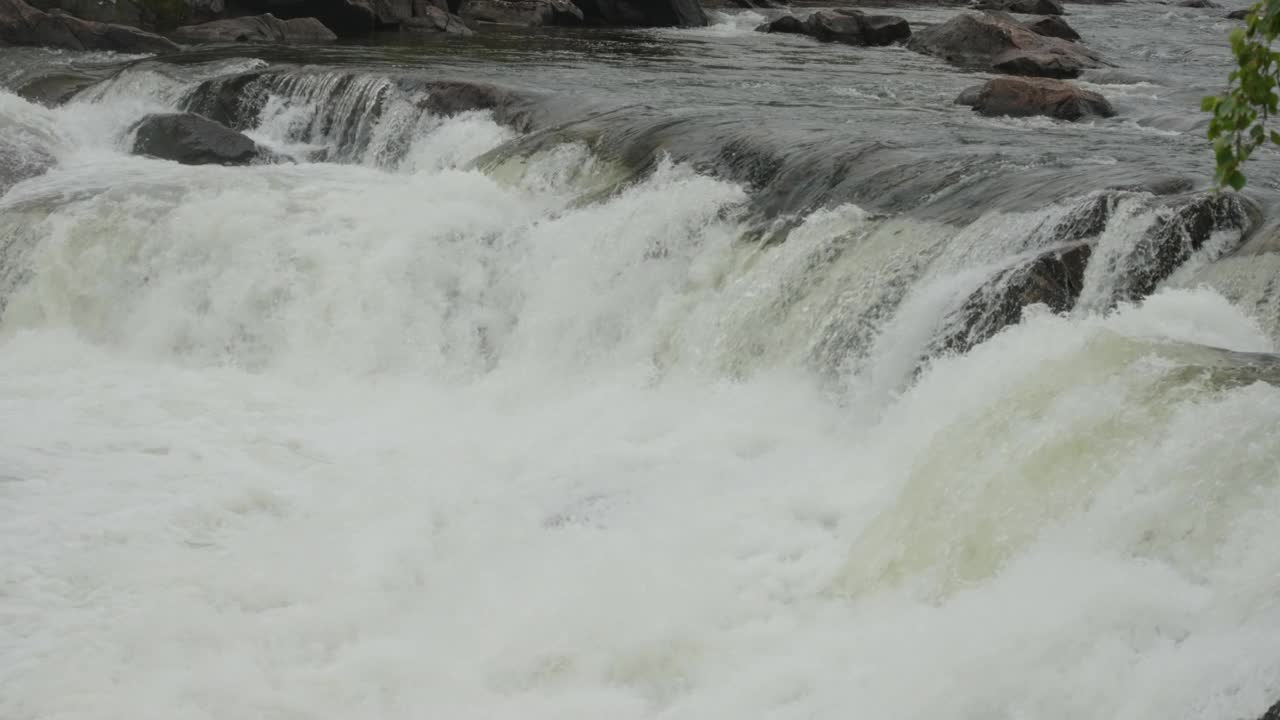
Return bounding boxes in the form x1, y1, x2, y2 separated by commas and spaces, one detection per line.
1203, 0, 1280, 190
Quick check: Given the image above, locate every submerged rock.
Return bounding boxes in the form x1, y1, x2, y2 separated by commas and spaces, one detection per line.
459, 0, 581, 24
0, 0, 179, 51
1226, 7, 1248, 17
1178, 0, 1219, 7
954, 83, 983, 106
403, 4, 472, 32
908, 11, 1102, 78
974, 0, 1064, 14
131, 113, 268, 166
1027, 14, 1078, 40
172, 13, 336, 42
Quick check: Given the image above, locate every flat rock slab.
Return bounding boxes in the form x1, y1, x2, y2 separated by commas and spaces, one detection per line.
172, 14, 337, 43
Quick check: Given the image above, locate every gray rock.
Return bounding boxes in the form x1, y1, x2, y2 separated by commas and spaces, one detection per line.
131, 113, 267, 166
965, 76, 1114, 120
1178, 0, 1219, 7
1226, 7, 1248, 17
172, 13, 336, 42
0, 0, 179, 51
908, 12, 1102, 78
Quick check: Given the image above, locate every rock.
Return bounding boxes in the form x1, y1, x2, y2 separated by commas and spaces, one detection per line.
1027, 14, 1078, 40
1178, 0, 1219, 6
804, 9, 863, 40
172, 13, 336, 42
965, 76, 1114, 120
0, 0, 179, 50
754, 13, 805, 32
974, 0, 1064, 14
571, 0, 708, 26
131, 112, 268, 166
28, 0, 223, 31
954, 83, 983, 105
1260, 700, 1280, 720
402, 4, 472, 32
908, 12, 1102, 78
1226, 7, 1248, 17
858, 12, 911, 44
459, 0, 581, 25
802, 9, 910, 44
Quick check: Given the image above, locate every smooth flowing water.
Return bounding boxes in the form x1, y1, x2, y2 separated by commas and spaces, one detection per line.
2, 4, 1280, 719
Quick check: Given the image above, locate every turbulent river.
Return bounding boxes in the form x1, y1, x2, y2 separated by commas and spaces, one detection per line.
3, 3, 1280, 719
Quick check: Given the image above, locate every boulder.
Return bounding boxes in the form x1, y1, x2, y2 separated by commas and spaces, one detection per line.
459, 0, 581, 25
1226, 7, 1248, 17
131, 112, 268, 166
974, 0, 1064, 13
172, 13, 337, 42
964, 76, 1114, 120
754, 12, 804, 32
570, 0, 707, 26
402, 4, 472, 32
803, 9, 911, 44
1178, 0, 1219, 6
1027, 14, 1078, 40
908, 12, 1102, 78
0, 0, 180, 50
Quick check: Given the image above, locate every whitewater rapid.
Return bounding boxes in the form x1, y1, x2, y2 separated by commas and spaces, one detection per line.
2, 50, 1280, 720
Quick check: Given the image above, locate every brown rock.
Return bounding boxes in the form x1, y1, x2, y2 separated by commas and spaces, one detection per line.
966, 76, 1114, 120
908, 12, 1102, 78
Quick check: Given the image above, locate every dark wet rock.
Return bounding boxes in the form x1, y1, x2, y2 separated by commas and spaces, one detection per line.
726, 0, 787, 8
459, 0, 581, 24
966, 76, 1114, 120
939, 240, 1092, 354
754, 12, 804, 32
908, 12, 1102, 78
0, 0, 180, 51
403, 4, 472, 31
180, 71, 268, 129
29, 0, 223, 31
857, 11, 911, 44
1178, 0, 1219, 7
172, 13, 336, 42
131, 112, 268, 166
571, 0, 707, 26
1115, 192, 1257, 301
805, 8, 863, 41
1027, 14, 1078, 40
1260, 699, 1280, 720
974, 0, 1064, 14
1226, 7, 1248, 17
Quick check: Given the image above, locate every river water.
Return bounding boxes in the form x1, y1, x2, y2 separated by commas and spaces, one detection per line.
2, 4, 1280, 719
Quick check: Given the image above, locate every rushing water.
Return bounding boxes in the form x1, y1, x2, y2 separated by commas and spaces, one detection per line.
2, 4, 1280, 719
